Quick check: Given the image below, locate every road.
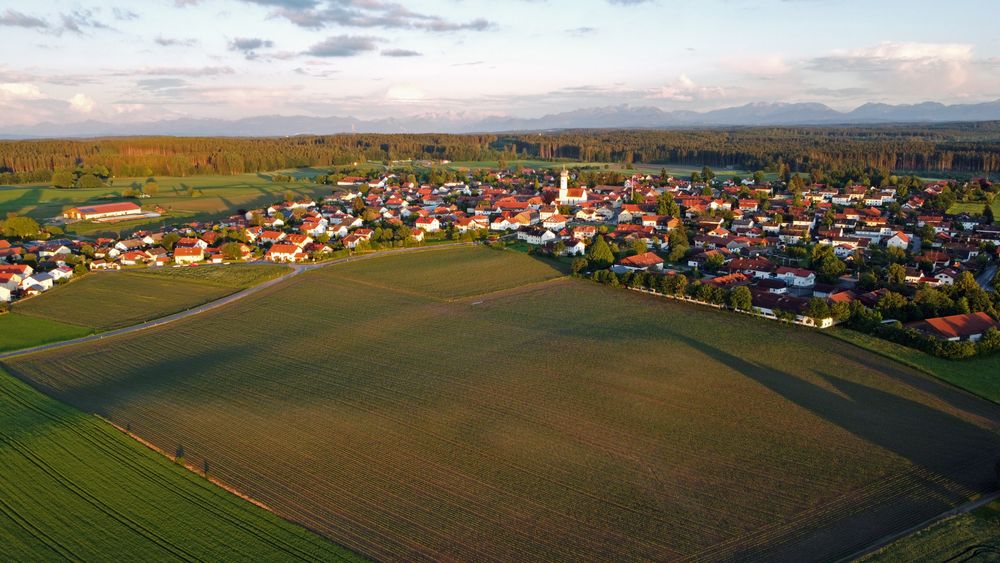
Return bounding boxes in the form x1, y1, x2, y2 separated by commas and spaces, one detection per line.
977, 263, 997, 291
0, 242, 471, 361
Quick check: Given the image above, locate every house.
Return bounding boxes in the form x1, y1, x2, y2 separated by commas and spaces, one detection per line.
886, 231, 910, 250
415, 216, 441, 233
563, 238, 586, 256
517, 227, 557, 246
906, 312, 1000, 341
265, 243, 307, 262
0, 285, 10, 302
542, 214, 568, 231
775, 267, 816, 287
613, 251, 664, 273
21, 272, 54, 291
63, 202, 142, 221
173, 246, 204, 264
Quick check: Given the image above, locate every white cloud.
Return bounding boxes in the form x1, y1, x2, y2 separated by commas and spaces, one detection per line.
647, 75, 726, 102
0, 82, 44, 100
69, 93, 95, 113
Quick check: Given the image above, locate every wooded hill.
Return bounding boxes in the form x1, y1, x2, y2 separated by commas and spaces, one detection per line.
2, 123, 999, 184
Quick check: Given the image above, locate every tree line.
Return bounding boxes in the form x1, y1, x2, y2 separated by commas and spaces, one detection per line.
1, 123, 999, 185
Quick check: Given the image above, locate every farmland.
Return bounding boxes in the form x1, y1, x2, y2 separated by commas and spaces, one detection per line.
5, 247, 1000, 561
14, 272, 238, 331
863, 500, 1000, 561
0, 314, 90, 353
129, 263, 291, 289
0, 366, 356, 561
0, 173, 334, 235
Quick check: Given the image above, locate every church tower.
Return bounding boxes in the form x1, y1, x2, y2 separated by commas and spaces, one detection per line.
559, 168, 569, 201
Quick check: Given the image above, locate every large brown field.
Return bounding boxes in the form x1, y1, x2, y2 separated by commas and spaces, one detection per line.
5, 247, 1000, 561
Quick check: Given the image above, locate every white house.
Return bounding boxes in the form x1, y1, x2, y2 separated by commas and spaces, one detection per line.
886, 231, 910, 250
774, 267, 816, 287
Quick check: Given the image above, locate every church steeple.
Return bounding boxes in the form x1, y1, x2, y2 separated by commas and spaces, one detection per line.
559, 167, 569, 196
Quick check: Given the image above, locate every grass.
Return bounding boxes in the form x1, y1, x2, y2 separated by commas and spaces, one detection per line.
0, 314, 90, 353
128, 263, 291, 289
826, 328, 1000, 404
0, 367, 357, 561
0, 173, 336, 236
14, 273, 237, 331
947, 199, 1000, 224
862, 500, 1000, 562
6, 247, 1000, 561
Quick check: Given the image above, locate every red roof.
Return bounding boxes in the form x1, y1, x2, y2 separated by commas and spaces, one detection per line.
72, 202, 141, 215
173, 247, 204, 257
618, 252, 664, 268
908, 312, 1000, 340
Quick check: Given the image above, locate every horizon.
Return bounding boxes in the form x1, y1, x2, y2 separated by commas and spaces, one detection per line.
3, 0, 1000, 130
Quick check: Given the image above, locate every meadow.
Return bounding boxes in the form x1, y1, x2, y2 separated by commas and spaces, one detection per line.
129, 263, 291, 289
14, 272, 238, 331
0, 314, 90, 353
0, 367, 356, 561
0, 173, 334, 236
5, 247, 1000, 561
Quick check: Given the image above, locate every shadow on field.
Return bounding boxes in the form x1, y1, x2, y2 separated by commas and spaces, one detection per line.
672, 332, 1000, 490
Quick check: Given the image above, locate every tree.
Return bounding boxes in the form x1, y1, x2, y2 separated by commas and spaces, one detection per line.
630, 238, 647, 256
805, 298, 831, 322
656, 192, 679, 217
668, 227, 689, 262
144, 181, 159, 196
571, 257, 588, 275
1, 214, 40, 239
77, 173, 103, 189
221, 242, 245, 261
586, 235, 615, 269
985, 203, 995, 224
161, 232, 181, 251
701, 166, 715, 184
729, 286, 752, 311
705, 252, 724, 272
887, 263, 907, 286
51, 169, 75, 189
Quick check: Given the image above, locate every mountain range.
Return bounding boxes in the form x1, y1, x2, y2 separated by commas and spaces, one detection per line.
5, 99, 1000, 139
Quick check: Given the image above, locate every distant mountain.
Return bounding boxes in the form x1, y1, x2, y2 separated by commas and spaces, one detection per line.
4, 99, 1000, 139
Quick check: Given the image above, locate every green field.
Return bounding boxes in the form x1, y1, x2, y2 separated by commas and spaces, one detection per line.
863, 500, 1000, 562
14, 272, 237, 331
0, 314, 90, 353
6, 247, 1000, 561
947, 199, 1000, 223
0, 173, 335, 236
0, 367, 356, 561
828, 329, 1000, 404
129, 263, 291, 289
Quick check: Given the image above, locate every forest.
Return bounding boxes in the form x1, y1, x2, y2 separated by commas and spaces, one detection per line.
1, 123, 999, 185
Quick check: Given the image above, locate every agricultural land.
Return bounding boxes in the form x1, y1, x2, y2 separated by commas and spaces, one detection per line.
5, 247, 999, 562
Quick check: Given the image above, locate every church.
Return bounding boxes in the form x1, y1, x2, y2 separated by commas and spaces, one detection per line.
556, 168, 588, 206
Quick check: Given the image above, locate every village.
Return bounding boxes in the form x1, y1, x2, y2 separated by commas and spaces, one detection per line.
2, 164, 999, 355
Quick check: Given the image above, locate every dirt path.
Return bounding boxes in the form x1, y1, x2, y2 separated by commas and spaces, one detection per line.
0, 242, 472, 360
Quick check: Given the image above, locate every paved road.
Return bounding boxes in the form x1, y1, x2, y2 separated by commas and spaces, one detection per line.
0, 242, 472, 361
977, 263, 997, 291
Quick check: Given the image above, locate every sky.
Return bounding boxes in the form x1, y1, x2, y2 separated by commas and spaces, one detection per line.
1, 0, 999, 126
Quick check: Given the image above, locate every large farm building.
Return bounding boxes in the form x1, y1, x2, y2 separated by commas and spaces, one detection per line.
64, 202, 142, 221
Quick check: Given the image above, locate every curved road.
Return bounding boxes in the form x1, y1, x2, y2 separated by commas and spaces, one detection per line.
0, 242, 472, 361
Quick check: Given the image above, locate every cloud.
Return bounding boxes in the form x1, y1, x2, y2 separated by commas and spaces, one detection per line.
381, 48, 421, 57
0, 9, 48, 28
60, 10, 111, 34
137, 78, 188, 91
121, 66, 236, 77
607, 0, 652, 5
305, 35, 379, 57
229, 37, 275, 59
69, 93, 95, 113
257, 0, 495, 32
807, 42, 976, 92
112, 7, 139, 21
154, 36, 198, 47
646, 75, 726, 102
566, 26, 595, 36
0, 83, 45, 100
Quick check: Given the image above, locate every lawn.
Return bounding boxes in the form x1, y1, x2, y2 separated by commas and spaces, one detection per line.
13, 272, 237, 331
5, 248, 1000, 561
826, 328, 1000, 404
128, 263, 291, 289
0, 367, 356, 561
947, 199, 1000, 223
862, 500, 1000, 562
0, 314, 90, 353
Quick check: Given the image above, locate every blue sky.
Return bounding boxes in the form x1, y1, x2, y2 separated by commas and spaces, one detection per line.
1, 0, 999, 125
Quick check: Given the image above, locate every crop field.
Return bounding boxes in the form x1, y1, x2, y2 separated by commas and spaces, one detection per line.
5, 248, 1000, 561
863, 500, 1000, 562
0, 314, 90, 353
14, 272, 236, 331
0, 367, 355, 561
828, 328, 1000, 404
128, 263, 291, 289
